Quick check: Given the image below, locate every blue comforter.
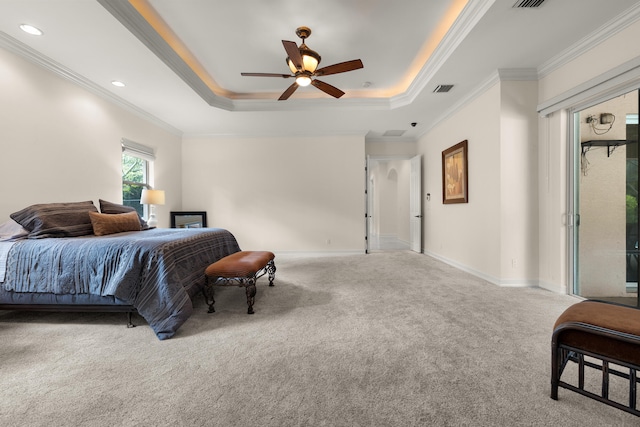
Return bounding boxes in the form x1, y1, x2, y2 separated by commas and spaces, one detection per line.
2, 228, 240, 339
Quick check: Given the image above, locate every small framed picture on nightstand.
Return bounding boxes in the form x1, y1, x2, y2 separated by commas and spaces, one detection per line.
170, 211, 207, 228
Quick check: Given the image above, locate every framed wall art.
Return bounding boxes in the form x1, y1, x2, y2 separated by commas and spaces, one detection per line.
442, 140, 468, 204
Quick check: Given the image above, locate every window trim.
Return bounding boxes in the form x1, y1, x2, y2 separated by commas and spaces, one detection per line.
122, 138, 155, 162
122, 139, 155, 219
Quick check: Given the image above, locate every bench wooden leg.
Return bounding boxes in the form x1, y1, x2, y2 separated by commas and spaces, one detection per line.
246, 278, 256, 314
267, 260, 276, 286
203, 276, 216, 313
551, 341, 559, 400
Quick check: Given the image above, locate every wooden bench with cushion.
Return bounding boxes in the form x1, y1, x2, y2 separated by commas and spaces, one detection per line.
203, 251, 275, 314
551, 300, 640, 416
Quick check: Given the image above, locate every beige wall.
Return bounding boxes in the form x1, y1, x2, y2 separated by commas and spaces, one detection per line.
419, 84, 503, 281
415, 79, 539, 286
500, 80, 540, 283
181, 135, 365, 252
0, 47, 183, 227
366, 140, 417, 158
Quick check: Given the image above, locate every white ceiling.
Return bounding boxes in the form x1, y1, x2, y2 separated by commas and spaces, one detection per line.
0, 0, 639, 140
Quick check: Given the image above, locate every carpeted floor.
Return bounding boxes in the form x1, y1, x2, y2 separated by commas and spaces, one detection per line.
0, 251, 638, 426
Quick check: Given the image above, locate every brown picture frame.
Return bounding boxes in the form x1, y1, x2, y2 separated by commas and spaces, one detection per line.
442, 140, 468, 204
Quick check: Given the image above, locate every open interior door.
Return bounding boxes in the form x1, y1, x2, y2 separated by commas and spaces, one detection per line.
410, 154, 422, 253
365, 155, 370, 254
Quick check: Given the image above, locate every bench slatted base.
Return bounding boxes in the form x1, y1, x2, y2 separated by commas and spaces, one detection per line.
203, 251, 275, 314
551, 300, 640, 417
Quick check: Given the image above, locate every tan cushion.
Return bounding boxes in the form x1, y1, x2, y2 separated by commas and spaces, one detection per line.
553, 301, 640, 366
99, 199, 149, 229
205, 251, 275, 278
89, 211, 142, 236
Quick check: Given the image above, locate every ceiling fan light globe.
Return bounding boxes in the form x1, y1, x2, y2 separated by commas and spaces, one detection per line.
299, 46, 320, 71
296, 75, 312, 87
302, 54, 319, 72
287, 58, 298, 74
287, 51, 320, 74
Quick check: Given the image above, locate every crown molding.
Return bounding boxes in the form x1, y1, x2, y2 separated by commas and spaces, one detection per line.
182, 129, 368, 140
497, 68, 538, 81
100, 0, 379, 112
97, 0, 233, 111
538, 2, 640, 79
0, 31, 183, 136
230, 96, 394, 112
391, 0, 497, 109
99, 0, 496, 113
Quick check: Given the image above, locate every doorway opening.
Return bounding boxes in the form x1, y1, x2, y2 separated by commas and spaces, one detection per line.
367, 156, 422, 252
573, 89, 639, 307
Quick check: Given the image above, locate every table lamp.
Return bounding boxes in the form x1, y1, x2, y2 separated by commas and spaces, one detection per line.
140, 188, 165, 227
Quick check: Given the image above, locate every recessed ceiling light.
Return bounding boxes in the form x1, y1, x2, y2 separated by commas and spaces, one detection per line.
19, 24, 43, 36
111, 80, 126, 87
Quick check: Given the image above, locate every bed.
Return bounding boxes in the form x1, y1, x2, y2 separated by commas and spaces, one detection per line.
0, 200, 241, 340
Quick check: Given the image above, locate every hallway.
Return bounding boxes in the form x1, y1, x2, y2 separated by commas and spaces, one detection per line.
368, 234, 410, 252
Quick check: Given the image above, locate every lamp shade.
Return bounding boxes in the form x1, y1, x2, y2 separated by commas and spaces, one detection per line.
140, 189, 165, 205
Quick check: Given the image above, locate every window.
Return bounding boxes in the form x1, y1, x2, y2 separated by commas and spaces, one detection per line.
121, 139, 155, 218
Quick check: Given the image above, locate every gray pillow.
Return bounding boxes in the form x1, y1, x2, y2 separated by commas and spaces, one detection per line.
99, 199, 149, 229
10, 201, 98, 238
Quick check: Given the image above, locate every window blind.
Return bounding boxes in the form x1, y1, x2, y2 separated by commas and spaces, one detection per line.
121, 138, 155, 161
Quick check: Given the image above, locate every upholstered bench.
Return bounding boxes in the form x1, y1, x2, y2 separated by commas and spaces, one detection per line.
203, 251, 275, 314
551, 300, 640, 416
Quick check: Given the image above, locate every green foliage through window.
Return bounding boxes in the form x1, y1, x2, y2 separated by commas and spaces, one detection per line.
122, 153, 148, 217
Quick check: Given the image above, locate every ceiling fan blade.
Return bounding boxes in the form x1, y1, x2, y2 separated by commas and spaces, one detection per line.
311, 79, 345, 98
278, 82, 299, 100
315, 59, 363, 77
241, 72, 292, 78
282, 40, 303, 71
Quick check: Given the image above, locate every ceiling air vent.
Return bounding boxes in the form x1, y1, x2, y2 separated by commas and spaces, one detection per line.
383, 130, 406, 137
433, 84, 454, 93
513, 0, 546, 7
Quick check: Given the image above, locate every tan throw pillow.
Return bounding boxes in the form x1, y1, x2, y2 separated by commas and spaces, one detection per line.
98, 199, 149, 229
89, 211, 142, 236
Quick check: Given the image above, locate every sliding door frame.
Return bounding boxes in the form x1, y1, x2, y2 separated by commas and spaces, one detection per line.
568, 109, 579, 296
567, 88, 640, 298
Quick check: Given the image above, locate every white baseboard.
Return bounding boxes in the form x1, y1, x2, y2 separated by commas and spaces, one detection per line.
423, 250, 541, 289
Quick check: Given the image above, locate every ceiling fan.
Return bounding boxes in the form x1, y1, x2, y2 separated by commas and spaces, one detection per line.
241, 26, 364, 100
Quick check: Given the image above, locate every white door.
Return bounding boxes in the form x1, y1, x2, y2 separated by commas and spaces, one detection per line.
365, 155, 371, 253
410, 155, 422, 253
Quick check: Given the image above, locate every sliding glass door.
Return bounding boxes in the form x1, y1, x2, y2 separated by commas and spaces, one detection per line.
573, 89, 639, 307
